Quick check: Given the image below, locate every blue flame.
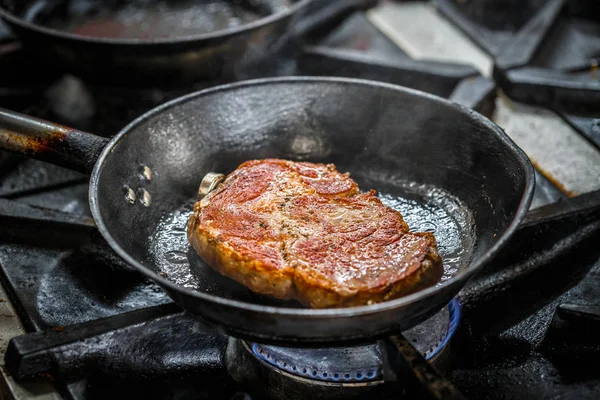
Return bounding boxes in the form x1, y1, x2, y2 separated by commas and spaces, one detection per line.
251, 298, 462, 383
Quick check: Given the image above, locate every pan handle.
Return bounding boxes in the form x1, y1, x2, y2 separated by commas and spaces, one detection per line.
381, 334, 468, 400
0, 107, 109, 174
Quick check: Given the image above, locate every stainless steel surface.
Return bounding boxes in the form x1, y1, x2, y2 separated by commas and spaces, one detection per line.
493, 92, 600, 197
367, 1, 493, 77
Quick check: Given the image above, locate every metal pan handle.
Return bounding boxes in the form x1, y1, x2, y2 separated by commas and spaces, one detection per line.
382, 334, 468, 400
0, 107, 108, 174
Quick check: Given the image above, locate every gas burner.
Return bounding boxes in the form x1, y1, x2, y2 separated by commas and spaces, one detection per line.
252, 342, 383, 383
226, 300, 460, 399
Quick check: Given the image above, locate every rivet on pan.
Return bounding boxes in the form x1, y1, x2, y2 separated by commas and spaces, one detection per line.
198, 172, 225, 200
123, 185, 136, 204
139, 165, 153, 181
138, 188, 152, 207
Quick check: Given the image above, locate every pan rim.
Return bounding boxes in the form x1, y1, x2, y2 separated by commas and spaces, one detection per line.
0, 0, 313, 46
89, 76, 535, 319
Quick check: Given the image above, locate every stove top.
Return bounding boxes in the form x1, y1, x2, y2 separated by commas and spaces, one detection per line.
1, 1, 600, 399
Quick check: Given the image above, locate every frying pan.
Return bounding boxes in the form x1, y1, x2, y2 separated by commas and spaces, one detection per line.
0, 0, 376, 87
0, 77, 534, 346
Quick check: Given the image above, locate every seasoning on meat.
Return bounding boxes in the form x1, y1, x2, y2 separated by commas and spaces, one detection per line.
187, 159, 443, 308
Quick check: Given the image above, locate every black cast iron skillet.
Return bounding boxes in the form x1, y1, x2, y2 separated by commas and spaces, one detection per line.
0, 77, 534, 347
0, 0, 375, 87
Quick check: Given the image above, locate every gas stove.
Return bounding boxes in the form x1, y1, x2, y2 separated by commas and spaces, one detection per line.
1, 1, 600, 399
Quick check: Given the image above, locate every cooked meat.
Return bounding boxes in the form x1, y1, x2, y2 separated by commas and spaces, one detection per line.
187, 159, 443, 308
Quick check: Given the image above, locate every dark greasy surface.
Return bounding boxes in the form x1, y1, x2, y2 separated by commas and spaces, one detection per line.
452, 190, 600, 400
453, 264, 600, 400
0, 211, 172, 331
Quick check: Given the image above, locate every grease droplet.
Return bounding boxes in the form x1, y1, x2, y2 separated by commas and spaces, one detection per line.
419, 221, 438, 232
170, 225, 188, 236
165, 251, 189, 265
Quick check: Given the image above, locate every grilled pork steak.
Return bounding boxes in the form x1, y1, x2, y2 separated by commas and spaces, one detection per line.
187, 159, 443, 308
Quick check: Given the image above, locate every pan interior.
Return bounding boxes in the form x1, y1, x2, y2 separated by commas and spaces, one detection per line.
6, 0, 296, 40
146, 177, 475, 308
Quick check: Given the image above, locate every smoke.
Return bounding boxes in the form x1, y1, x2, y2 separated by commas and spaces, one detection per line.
229, 0, 306, 81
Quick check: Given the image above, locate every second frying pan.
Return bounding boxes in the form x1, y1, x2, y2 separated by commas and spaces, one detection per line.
0, 0, 376, 87
0, 77, 534, 345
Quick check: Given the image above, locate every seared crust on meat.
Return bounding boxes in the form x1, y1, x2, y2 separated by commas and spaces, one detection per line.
187, 159, 443, 308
